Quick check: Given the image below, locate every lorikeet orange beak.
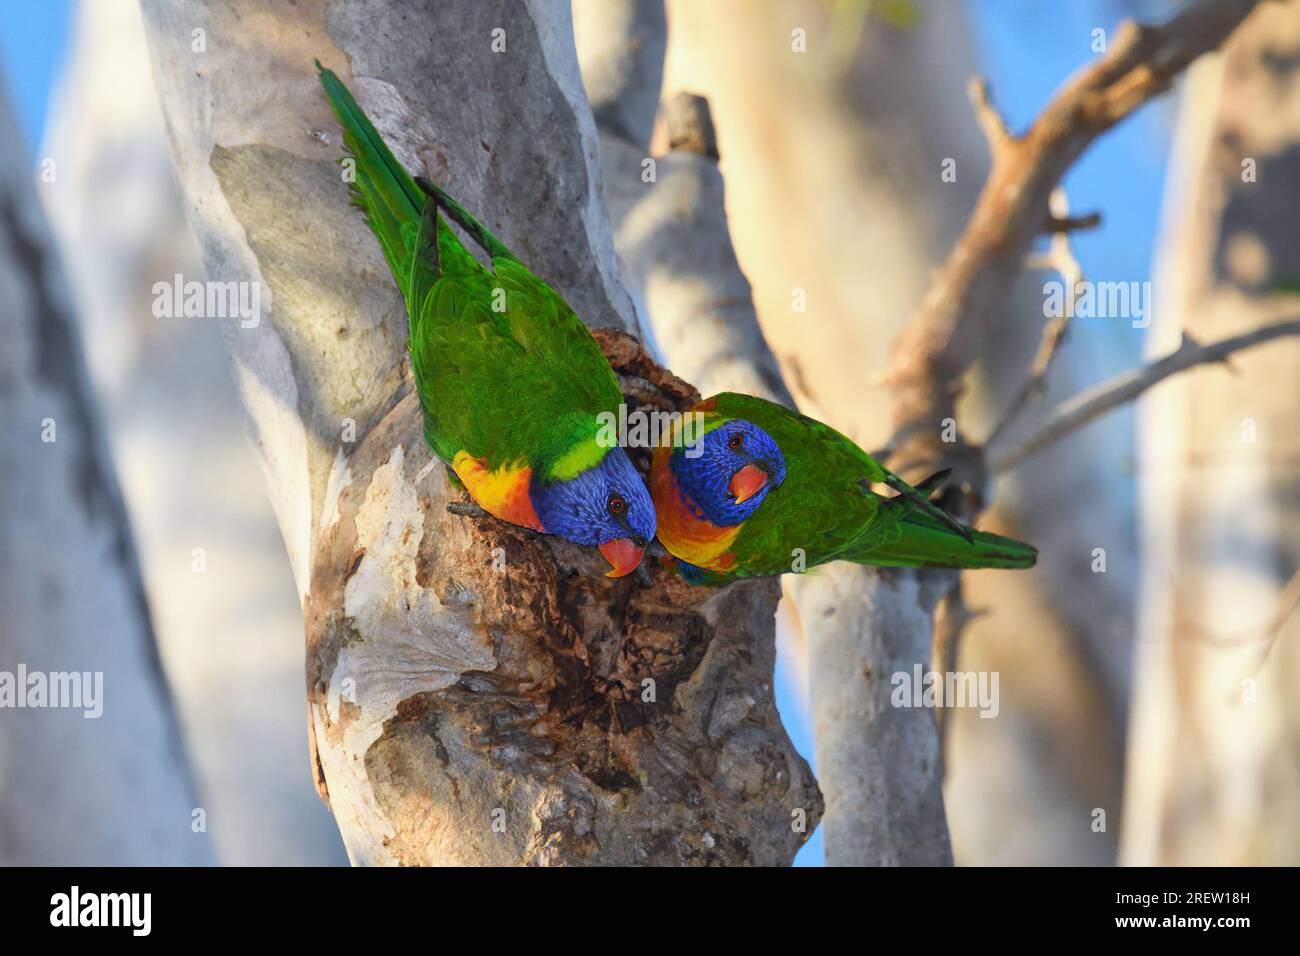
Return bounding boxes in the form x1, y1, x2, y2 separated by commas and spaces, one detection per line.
599, 537, 646, 578
729, 463, 769, 504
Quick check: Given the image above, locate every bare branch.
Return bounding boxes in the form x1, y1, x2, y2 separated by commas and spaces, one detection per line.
931, 579, 987, 757
1044, 211, 1102, 234
968, 77, 1013, 156
986, 187, 1088, 447
662, 91, 720, 159
1168, 564, 1300, 660
990, 319, 1300, 473
888, 0, 1263, 487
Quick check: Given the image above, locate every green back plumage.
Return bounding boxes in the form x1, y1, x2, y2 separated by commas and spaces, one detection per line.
316, 64, 622, 474
700, 393, 1036, 577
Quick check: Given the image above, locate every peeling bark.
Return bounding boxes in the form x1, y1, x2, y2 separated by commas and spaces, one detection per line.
309, 361, 816, 865
141, 0, 816, 865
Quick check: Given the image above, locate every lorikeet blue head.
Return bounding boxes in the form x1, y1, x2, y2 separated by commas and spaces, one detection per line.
316, 63, 655, 578
669, 419, 787, 527
532, 447, 656, 577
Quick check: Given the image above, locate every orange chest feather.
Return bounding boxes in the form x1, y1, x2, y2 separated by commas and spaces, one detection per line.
452, 451, 545, 533
649, 447, 740, 572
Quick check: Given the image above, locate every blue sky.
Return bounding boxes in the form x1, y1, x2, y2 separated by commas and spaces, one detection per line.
0, 0, 73, 157
2, 0, 1171, 869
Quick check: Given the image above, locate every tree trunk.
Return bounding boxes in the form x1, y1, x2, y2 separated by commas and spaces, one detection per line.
141, 0, 818, 865
1123, 0, 1300, 865
0, 78, 211, 865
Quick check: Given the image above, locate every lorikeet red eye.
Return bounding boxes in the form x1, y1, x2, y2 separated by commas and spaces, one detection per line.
608, 494, 627, 516
728, 432, 744, 450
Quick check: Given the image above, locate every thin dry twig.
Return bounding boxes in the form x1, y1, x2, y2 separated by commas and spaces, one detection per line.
931, 580, 989, 760
986, 187, 1091, 447
990, 318, 1300, 474
1254, 567, 1300, 668
1045, 211, 1103, 233
1169, 565, 1300, 656
968, 76, 1012, 155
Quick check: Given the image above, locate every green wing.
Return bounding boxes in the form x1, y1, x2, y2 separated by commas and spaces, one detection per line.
318, 64, 621, 471
709, 393, 1035, 576
410, 239, 623, 469
316, 61, 423, 305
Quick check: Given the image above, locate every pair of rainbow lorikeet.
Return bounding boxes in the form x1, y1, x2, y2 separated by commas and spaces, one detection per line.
318, 65, 1036, 583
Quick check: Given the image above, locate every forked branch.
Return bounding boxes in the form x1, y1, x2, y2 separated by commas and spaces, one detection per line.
886, 0, 1264, 481
990, 319, 1300, 473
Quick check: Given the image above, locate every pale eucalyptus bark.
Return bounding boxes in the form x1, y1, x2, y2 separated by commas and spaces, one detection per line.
141, 0, 817, 865
0, 79, 211, 865
1123, 0, 1300, 865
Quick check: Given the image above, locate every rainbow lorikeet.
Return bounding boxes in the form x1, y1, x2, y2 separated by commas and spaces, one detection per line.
317, 64, 654, 576
649, 392, 1036, 585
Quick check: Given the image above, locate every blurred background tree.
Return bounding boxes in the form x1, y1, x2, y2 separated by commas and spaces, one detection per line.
3, 0, 344, 865
1124, 2, 1300, 865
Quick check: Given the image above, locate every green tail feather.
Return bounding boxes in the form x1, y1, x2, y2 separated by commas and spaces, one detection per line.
316, 61, 426, 303
847, 509, 1037, 570
318, 60, 474, 360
